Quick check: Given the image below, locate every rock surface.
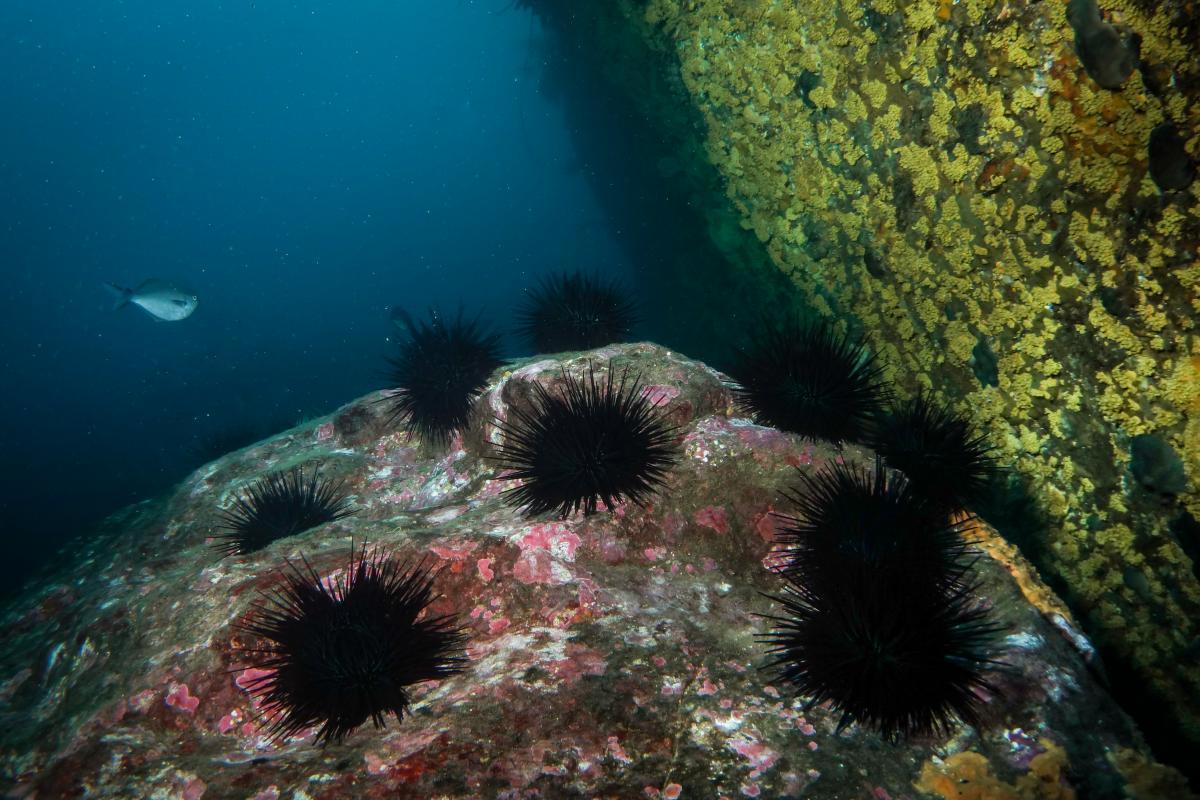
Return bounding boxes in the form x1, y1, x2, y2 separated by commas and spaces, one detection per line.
0, 345, 1172, 798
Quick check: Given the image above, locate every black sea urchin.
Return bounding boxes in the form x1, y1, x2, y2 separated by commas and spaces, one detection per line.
773, 459, 972, 594
759, 573, 1003, 741
236, 548, 467, 744
385, 309, 503, 444
868, 392, 999, 513
728, 318, 887, 446
492, 364, 678, 517
517, 271, 638, 354
214, 466, 353, 557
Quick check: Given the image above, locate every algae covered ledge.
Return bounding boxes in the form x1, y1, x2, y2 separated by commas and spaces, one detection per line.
584, 0, 1198, 773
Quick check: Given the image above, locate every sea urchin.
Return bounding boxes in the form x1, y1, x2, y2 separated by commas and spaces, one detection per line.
761, 458, 1004, 741
385, 309, 503, 444
772, 458, 972, 594
235, 548, 467, 744
867, 391, 999, 513
517, 271, 638, 354
214, 466, 353, 557
728, 318, 887, 446
492, 364, 678, 517
760, 573, 1003, 741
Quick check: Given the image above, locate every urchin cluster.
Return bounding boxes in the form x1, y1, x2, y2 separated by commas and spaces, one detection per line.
867, 391, 1000, 514
517, 271, 638, 354
492, 364, 678, 518
214, 466, 353, 557
728, 318, 887, 446
384, 309, 503, 444
235, 547, 467, 744
761, 459, 1004, 741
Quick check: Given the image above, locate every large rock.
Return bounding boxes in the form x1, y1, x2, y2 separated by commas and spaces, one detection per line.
0, 345, 1180, 798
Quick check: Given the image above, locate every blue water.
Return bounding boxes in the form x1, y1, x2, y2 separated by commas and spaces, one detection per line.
0, 1, 638, 591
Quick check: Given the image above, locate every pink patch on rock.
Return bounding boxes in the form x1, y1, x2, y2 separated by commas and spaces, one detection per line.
663, 783, 683, 799
217, 710, 242, 734
520, 523, 580, 561
795, 446, 815, 466
477, 558, 494, 583
513, 523, 582, 585
753, 511, 777, 542
165, 682, 200, 714
698, 679, 719, 696
642, 384, 681, 406
513, 549, 557, 585
735, 424, 793, 456
127, 688, 158, 714
728, 733, 779, 776
548, 644, 607, 684
488, 617, 511, 635
315, 422, 334, 442
182, 777, 206, 800
235, 667, 274, 692
365, 751, 391, 775
643, 546, 666, 562
694, 505, 729, 534
429, 541, 477, 561
607, 736, 633, 765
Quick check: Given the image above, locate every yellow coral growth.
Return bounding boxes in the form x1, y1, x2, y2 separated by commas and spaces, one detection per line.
915, 743, 1075, 800
641, 0, 1200, 756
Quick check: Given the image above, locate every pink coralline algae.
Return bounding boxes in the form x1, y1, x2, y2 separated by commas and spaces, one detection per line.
728, 732, 779, 778
0, 344, 1161, 798
641, 384, 681, 406
180, 776, 207, 800
234, 667, 273, 692
510, 523, 582, 585
165, 682, 201, 714
694, 504, 729, 534
477, 557, 495, 582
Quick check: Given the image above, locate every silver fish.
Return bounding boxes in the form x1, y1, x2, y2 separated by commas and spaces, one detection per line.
106, 279, 199, 322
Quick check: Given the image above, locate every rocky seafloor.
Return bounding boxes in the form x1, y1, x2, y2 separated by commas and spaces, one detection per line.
0, 345, 1189, 799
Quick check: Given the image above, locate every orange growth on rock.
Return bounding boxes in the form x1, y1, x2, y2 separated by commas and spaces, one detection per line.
915, 742, 1076, 800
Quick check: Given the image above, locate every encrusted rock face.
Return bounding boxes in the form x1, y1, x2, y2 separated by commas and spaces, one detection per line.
0, 345, 1181, 798
543, 0, 1200, 766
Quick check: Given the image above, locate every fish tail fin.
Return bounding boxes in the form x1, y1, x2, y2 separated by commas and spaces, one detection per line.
105, 282, 132, 310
